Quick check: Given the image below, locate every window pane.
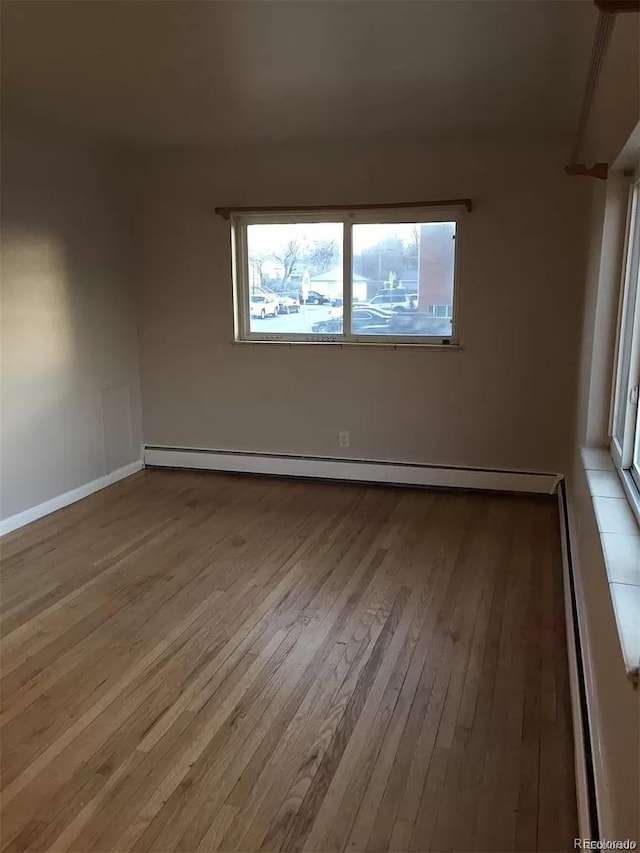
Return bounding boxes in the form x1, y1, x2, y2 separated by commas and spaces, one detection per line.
632, 404, 640, 490
246, 222, 343, 335
613, 198, 640, 453
351, 221, 455, 337
614, 288, 636, 444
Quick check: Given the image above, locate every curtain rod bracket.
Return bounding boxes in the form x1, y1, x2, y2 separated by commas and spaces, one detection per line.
564, 163, 609, 180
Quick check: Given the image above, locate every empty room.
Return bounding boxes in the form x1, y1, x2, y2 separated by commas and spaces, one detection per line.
1, 1, 639, 851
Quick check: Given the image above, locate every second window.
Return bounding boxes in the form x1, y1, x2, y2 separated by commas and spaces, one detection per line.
233, 208, 462, 345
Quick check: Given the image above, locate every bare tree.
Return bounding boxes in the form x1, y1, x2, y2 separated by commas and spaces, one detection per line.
307, 240, 339, 274
272, 239, 302, 287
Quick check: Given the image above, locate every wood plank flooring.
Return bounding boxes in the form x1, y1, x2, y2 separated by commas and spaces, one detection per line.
0, 469, 577, 852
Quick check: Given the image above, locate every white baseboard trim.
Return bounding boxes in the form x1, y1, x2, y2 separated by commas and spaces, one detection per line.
0, 460, 143, 537
557, 483, 599, 839
144, 446, 561, 494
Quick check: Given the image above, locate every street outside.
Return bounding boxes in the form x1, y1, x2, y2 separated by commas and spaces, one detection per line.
250, 303, 336, 335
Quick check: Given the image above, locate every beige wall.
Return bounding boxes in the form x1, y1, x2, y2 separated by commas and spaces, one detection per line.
129, 139, 588, 475
0, 124, 143, 521
568, 12, 640, 840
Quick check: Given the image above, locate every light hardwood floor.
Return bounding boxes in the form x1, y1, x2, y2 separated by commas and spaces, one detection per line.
0, 470, 577, 852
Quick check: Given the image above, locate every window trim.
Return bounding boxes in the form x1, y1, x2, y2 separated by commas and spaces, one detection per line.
610, 179, 640, 526
231, 206, 463, 347
632, 402, 640, 491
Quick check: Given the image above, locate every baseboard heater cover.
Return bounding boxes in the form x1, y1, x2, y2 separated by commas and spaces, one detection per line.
143, 446, 561, 495
557, 481, 600, 840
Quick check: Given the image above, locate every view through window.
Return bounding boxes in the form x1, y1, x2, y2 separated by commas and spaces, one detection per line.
246, 221, 343, 335
236, 210, 459, 344
611, 179, 640, 514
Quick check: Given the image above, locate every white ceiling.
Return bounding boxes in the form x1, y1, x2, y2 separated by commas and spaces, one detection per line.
1, 0, 596, 147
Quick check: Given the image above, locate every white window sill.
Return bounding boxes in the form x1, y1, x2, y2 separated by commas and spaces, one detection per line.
232, 339, 463, 350
581, 446, 640, 686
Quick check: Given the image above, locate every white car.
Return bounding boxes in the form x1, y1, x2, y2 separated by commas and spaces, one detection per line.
276, 296, 300, 314
250, 295, 279, 319
368, 291, 418, 311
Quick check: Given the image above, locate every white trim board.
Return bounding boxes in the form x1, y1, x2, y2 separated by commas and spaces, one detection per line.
144, 446, 561, 494
0, 461, 143, 537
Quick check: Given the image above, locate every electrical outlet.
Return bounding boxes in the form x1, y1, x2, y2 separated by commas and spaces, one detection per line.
339, 430, 350, 448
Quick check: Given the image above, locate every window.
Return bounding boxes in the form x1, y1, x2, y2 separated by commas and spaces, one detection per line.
611, 179, 640, 519
232, 207, 462, 345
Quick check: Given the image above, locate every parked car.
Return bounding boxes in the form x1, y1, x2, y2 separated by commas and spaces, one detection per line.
386, 312, 452, 336
250, 294, 279, 318
331, 306, 393, 320
368, 290, 418, 311
352, 307, 394, 326
276, 295, 300, 314
349, 308, 393, 335
304, 290, 331, 305
312, 307, 392, 335
312, 317, 343, 334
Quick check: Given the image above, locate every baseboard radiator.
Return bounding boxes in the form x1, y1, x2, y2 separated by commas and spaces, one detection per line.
558, 481, 600, 840
143, 445, 561, 495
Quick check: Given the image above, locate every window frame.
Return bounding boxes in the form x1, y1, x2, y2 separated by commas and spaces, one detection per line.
610, 179, 640, 522
231, 206, 463, 347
